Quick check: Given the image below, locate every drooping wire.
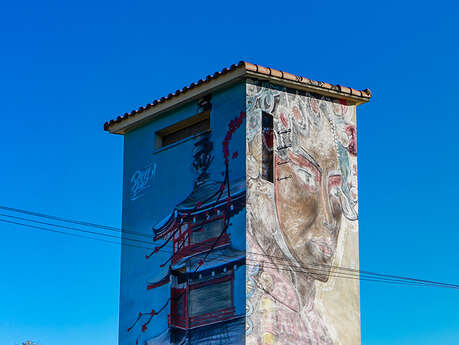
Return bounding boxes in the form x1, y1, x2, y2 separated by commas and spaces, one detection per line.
0, 204, 151, 238
2, 213, 459, 290
0, 213, 153, 246
0, 218, 152, 250
247, 251, 459, 289
245, 261, 459, 289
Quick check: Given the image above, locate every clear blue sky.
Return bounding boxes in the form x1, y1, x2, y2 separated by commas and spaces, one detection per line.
1, 1, 458, 344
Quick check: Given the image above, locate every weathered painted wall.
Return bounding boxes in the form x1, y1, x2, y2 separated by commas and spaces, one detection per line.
120, 77, 361, 345
246, 80, 360, 345
119, 82, 247, 345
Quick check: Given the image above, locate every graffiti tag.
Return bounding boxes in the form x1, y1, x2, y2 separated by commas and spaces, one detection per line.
130, 163, 157, 201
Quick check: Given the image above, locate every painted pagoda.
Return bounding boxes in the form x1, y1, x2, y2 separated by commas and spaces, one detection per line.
147, 133, 246, 344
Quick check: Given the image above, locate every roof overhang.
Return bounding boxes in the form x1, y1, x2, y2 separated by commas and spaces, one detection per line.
105, 62, 371, 135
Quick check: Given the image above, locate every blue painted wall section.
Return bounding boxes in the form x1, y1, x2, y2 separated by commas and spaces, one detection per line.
119, 82, 247, 345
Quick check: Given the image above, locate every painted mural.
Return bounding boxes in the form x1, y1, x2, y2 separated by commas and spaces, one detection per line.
119, 85, 247, 345
246, 81, 361, 345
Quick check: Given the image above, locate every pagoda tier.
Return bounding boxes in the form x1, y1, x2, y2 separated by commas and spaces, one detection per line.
170, 246, 245, 276
168, 246, 245, 330
146, 246, 245, 290
153, 178, 245, 240
152, 177, 245, 264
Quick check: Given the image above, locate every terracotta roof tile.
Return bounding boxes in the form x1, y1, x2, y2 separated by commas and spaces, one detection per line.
257, 65, 271, 75
245, 62, 258, 72
282, 71, 298, 82
338, 85, 351, 94
270, 68, 283, 79
104, 61, 371, 132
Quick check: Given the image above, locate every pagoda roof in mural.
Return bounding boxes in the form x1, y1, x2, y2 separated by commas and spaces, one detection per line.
152, 178, 245, 241
146, 246, 245, 290
171, 246, 245, 274
104, 61, 372, 134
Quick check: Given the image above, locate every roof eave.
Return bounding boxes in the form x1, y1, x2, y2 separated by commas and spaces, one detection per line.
106, 67, 247, 135
105, 64, 371, 135
245, 70, 370, 106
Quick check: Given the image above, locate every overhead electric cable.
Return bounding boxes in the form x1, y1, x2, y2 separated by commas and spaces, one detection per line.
0, 218, 151, 250
0, 204, 151, 238
0, 213, 154, 246
246, 261, 459, 289
1, 205, 459, 290
245, 251, 459, 289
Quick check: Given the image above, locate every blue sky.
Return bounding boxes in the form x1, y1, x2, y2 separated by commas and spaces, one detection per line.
1, 1, 458, 344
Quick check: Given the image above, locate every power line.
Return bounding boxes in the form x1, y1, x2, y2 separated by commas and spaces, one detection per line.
0, 218, 150, 250
0, 213, 154, 246
246, 261, 459, 290
1, 206, 458, 290
0, 204, 151, 238
245, 251, 459, 289
0, 212, 253, 264
0, 217, 253, 266
0, 204, 371, 274
2, 217, 458, 290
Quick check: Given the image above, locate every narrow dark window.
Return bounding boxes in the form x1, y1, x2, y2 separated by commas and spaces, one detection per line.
175, 294, 184, 316
156, 111, 210, 149
262, 112, 274, 182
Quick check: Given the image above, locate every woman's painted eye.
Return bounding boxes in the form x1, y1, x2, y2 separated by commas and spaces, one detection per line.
295, 168, 317, 189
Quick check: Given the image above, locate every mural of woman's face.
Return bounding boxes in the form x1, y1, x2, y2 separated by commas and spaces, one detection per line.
274, 118, 343, 282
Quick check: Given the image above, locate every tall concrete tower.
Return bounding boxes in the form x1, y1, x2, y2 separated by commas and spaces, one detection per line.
104, 62, 371, 345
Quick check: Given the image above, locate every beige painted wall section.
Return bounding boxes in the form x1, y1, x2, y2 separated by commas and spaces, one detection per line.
245, 80, 360, 345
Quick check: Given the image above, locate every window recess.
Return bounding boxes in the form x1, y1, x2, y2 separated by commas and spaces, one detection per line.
156, 110, 210, 149
261, 112, 274, 183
